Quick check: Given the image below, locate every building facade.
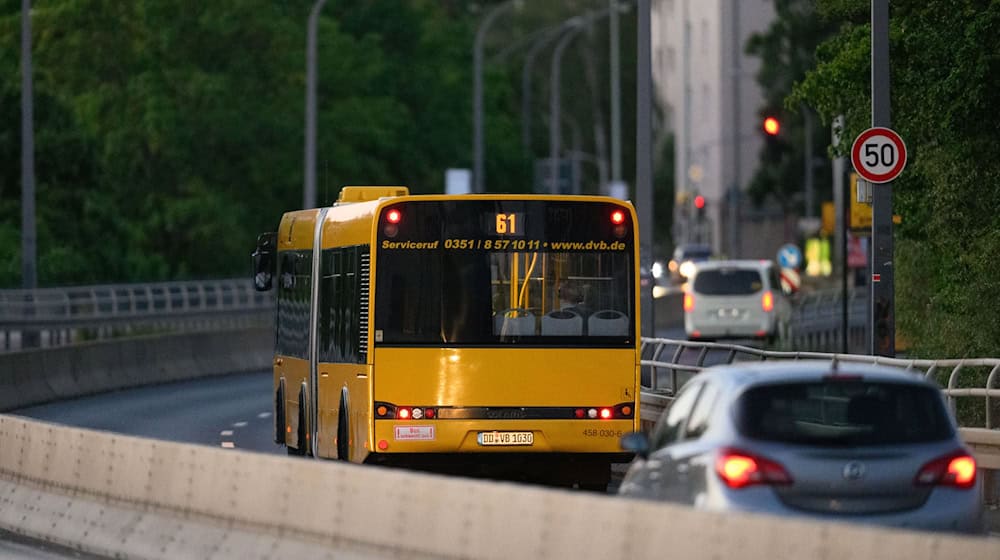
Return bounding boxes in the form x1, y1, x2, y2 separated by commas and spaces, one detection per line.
651, 0, 778, 258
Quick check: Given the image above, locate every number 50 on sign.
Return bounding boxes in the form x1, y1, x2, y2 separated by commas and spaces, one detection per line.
850, 127, 907, 184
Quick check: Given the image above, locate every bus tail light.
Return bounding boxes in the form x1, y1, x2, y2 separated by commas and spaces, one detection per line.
375, 402, 437, 421
575, 404, 633, 420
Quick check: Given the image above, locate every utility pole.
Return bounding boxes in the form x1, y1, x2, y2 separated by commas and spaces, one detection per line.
832, 115, 848, 354
549, 24, 582, 195
636, 0, 655, 336
870, 0, 894, 356
804, 107, 814, 220
609, 0, 622, 192
303, 0, 327, 210
21, 0, 36, 291
727, 0, 741, 258
473, 1, 516, 194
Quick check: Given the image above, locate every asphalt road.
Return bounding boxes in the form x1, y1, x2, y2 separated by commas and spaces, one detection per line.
15, 371, 282, 456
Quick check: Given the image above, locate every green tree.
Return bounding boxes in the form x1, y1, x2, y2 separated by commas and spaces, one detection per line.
790, 0, 1000, 357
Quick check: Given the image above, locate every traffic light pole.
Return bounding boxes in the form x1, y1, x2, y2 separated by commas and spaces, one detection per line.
870, 0, 895, 357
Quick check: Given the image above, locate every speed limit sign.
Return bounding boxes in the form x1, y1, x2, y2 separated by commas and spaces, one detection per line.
851, 127, 907, 184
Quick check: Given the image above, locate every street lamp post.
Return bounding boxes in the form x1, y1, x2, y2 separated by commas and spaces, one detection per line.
521, 26, 562, 159
473, 0, 518, 194
637, 0, 655, 336
303, 0, 327, 210
21, 0, 36, 290
548, 20, 584, 195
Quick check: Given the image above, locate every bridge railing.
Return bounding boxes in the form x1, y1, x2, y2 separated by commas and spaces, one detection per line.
639, 337, 1000, 430
0, 278, 273, 351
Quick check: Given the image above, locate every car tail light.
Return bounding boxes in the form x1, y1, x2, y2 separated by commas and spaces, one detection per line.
761, 290, 774, 312
715, 448, 793, 489
914, 451, 977, 489
683, 292, 695, 312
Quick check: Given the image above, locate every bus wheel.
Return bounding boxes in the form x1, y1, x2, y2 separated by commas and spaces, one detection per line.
337, 395, 349, 461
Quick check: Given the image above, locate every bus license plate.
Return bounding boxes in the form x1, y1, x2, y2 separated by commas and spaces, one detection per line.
477, 431, 533, 446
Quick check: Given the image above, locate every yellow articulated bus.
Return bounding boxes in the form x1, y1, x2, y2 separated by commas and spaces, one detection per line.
252, 186, 640, 489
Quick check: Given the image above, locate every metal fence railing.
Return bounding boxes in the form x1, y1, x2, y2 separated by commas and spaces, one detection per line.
787, 288, 869, 353
0, 279, 274, 351
639, 337, 1000, 430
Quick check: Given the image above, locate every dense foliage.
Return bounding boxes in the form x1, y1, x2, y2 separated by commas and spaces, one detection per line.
1, 0, 672, 287
788, 0, 1000, 356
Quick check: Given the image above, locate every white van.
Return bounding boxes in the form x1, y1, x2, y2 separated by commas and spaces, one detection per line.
683, 260, 791, 342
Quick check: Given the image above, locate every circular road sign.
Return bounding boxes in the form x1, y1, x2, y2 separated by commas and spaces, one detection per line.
777, 243, 802, 270
851, 127, 907, 184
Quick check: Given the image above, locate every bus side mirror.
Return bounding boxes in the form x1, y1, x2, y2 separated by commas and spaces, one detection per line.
252, 232, 277, 291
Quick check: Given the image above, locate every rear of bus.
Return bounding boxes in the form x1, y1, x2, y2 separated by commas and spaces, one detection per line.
368, 197, 639, 488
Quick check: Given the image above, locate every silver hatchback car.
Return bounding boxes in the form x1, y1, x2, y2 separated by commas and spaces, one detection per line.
619, 361, 984, 534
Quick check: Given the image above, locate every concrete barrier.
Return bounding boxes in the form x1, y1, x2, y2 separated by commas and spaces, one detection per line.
0, 328, 272, 412
0, 416, 997, 560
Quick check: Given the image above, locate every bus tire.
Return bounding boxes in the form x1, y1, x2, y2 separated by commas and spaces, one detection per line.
337, 394, 350, 461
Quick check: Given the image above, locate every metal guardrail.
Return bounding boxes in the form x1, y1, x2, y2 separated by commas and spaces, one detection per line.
639, 337, 1000, 429
788, 288, 869, 353
0, 279, 273, 351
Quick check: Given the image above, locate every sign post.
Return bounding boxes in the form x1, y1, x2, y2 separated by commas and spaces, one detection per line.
862, 0, 898, 357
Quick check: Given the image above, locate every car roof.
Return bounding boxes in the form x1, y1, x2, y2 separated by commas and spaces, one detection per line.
694, 360, 938, 390
691, 259, 773, 272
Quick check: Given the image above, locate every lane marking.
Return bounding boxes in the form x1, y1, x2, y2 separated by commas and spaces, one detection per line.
220, 430, 234, 437
233, 421, 248, 427
257, 412, 272, 419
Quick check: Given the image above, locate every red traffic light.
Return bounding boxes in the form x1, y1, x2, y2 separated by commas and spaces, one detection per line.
763, 117, 780, 136
694, 195, 706, 210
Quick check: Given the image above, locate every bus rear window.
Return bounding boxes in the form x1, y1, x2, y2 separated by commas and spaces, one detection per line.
374, 200, 635, 346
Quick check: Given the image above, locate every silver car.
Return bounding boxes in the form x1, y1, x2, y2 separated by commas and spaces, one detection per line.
683, 260, 791, 343
619, 361, 984, 534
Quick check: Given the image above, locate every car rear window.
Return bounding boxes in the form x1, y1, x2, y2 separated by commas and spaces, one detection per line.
692, 268, 762, 295
735, 381, 954, 446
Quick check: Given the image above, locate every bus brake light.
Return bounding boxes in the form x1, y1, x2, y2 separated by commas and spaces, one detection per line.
386, 209, 402, 223
611, 210, 625, 225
